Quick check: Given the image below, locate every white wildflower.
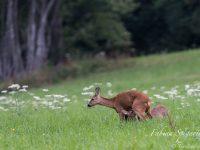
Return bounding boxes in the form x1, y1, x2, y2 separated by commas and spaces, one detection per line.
33, 96, 41, 100
106, 82, 112, 87
53, 94, 65, 99
132, 88, 137, 90
0, 96, 7, 101
22, 85, 28, 89
1, 90, 7, 94
83, 85, 94, 91
63, 98, 71, 102
108, 90, 114, 96
45, 95, 52, 98
0, 106, 8, 111
9, 91, 16, 95
8, 84, 20, 90
185, 84, 190, 90
154, 94, 168, 100
143, 90, 148, 94
151, 86, 156, 90
47, 102, 53, 106
81, 92, 94, 96
181, 102, 185, 105
19, 88, 27, 92
94, 83, 102, 86
42, 89, 49, 92
53, 100, 59, 103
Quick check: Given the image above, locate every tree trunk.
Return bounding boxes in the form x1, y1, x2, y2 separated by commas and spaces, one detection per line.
27, 0, 36, 71
35, 0, 56, 68
0, 0, 23, 80
48, 0, 63, 64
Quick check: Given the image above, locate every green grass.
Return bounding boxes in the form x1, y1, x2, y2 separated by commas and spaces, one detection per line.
0, 49, 200, 149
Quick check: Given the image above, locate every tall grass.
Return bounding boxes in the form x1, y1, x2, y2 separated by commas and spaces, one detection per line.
0, 49, 200, 149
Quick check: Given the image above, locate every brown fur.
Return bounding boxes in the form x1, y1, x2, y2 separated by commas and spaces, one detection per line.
87, 87, 152, 121
150, 104, 168, 118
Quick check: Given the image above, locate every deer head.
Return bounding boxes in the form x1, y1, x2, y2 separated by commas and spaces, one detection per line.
87, 87, 101, 107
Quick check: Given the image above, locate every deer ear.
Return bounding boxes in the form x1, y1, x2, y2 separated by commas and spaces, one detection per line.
95, 87, 100, 96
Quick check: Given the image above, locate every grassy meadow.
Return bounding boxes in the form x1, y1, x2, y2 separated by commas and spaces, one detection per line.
0, 49, 200, 149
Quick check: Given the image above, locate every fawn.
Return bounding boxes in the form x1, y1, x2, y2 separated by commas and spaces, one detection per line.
150, 104, 168, 118
87, 87, 152, 121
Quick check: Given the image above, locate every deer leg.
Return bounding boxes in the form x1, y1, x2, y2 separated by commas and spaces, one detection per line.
132, 101, 147, 121
118, 112, 126, 121
146, 107, 153, 119
116, 107, 130, 121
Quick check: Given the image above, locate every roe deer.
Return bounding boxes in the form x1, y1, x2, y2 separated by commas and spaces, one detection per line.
150, 104, 168, 118
87, 87, 152, 121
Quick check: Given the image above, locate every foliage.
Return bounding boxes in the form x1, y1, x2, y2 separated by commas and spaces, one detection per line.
124, 0, 200, 54
61, 0, 135, 54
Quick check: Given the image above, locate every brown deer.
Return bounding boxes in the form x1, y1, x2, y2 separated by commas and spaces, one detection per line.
150, 104, 168, 118
87, 87, 152, 121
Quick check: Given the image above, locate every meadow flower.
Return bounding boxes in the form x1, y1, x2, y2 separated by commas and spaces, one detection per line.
143, 90, 148, 94
22, 85, 28, 89
45, 95, 52, 98
0, 106, 8, 111
8, 84, 20, 90
9, 91, 16, 95
11, 128, 15, 132
154, 94, 168, 100
53, 100, 59, 103
164, 89, 178, 98
94, 82, 102, 86
42, 89, 49, 92
186, 88, 199, 96
151, 86, 156, 90
0, 96, 7, 101
185, 84, 190, 90
19, 88, 27, 92
1, 90, 7, 94
63, 98, 71, 102
83, 85, 94, 91
81, 92, 94, 96
106, 82, 112, 87
33, 96, 41, 100
181, 102, 185, 105
53, 94, 65, 98
107, 90, 114, 96
176, 95, 185, 99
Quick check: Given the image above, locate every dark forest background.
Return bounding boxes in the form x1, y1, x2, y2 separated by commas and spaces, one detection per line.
0, 0, 200, 81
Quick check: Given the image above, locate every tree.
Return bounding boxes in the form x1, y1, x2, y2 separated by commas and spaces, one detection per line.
61, 0, 136, 56
27, 0, 56, 70
0, 0, 23, 79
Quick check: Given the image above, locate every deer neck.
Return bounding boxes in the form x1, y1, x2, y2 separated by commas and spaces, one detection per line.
99, 97, 115, 108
